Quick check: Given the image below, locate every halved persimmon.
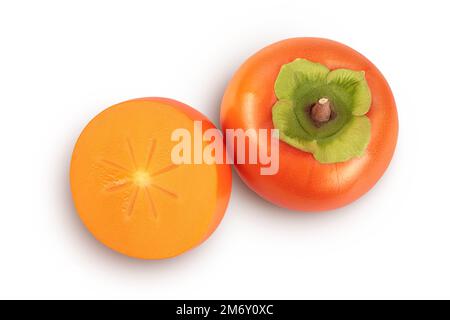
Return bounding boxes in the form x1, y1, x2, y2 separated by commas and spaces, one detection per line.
221, 38, 398, 211
70, 98, 231, 259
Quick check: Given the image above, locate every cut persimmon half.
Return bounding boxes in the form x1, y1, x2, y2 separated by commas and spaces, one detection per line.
70, 98, 231, 259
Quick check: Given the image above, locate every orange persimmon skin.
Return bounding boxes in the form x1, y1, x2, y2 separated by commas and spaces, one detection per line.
221, 38, 398, 211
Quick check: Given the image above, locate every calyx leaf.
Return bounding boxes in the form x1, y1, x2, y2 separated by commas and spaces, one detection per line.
272, 58, 372, 164
275, 59, 329, 100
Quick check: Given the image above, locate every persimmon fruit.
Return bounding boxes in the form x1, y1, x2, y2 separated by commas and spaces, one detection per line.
220, 38, 398, 211
70, 98, 232, 259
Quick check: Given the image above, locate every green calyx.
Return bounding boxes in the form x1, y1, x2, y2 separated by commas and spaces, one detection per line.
272, 58, 372, 164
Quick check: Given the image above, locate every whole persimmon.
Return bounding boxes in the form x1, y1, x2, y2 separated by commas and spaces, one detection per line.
221, 38, 398, 211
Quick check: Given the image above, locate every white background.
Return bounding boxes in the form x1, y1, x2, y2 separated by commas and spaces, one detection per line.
1, 0, 449, 300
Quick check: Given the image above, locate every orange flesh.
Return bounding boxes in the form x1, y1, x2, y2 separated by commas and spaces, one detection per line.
70, 98, 231, 259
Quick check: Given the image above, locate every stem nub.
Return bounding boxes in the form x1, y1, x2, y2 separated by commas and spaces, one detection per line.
311, 98, 332, 124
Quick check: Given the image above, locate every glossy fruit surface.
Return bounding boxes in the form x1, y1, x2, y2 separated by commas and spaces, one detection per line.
221, 38, 398, 211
